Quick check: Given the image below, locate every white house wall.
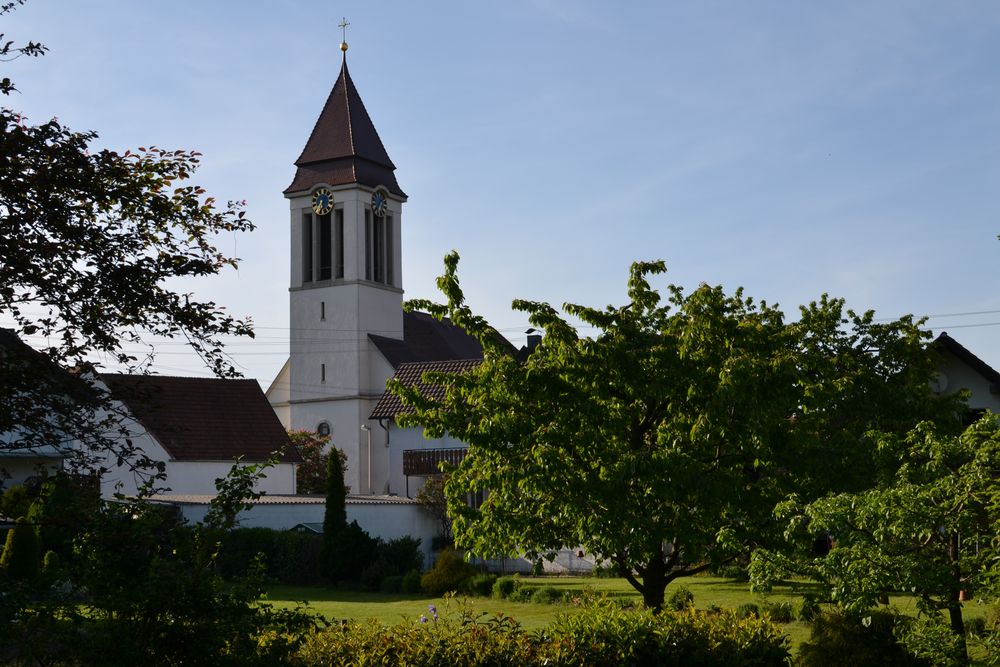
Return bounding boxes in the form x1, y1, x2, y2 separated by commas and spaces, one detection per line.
938, 350, 1000, 413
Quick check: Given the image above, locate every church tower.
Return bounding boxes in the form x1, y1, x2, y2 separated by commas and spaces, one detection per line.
277, 40, 407, 493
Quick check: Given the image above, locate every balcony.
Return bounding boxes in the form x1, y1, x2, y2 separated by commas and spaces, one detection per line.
403, 447, 467, 476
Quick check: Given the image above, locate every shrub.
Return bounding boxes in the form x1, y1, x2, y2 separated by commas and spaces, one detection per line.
735, 602, 760, 619
463, 573, 497, 597
492, 574, 520, 599
531, 586, 561, 605
380, 575, 403, 594
381, 536, 423, 575
714, 563, 749, 581
401, 569, 422, 594
763, 601, 794, 623
360, 557, 394, 592
509, 585, 535, 603
420, 549, 475, 596
295, 599, 791, 666
591, 562, 618, 578
797, 609, 926, 667
797, 594, 821, 622
217, 528, 324, 585
667, 585, 695, 611
0, 516, 40, 581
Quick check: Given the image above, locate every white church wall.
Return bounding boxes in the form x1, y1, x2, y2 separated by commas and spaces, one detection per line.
385, 423, 467, 499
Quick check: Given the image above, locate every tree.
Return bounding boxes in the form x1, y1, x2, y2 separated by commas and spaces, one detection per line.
289, 430, 331, 494
0, 5, 253, 482
393, 253, 956, 611
320, 445, 348, 581
755, 417, 1000, 664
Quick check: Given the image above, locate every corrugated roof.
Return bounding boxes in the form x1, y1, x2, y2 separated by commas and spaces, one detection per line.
369, 311, 486, 368
369, 359, 482, 419
102, 374, 300, 463
285, 57, 405, 197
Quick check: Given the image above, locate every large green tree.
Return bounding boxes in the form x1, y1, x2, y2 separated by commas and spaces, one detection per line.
0, 4, 253, 483
756, 417, 1000, 664
393, 253, 955, 610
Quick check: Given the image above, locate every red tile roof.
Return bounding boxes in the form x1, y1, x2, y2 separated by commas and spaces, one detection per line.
369, 359, 482, 420
102, 374, 299, 463
286, 57, 405, 197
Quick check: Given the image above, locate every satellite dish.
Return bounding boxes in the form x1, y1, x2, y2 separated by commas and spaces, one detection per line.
930, 372, 949, 394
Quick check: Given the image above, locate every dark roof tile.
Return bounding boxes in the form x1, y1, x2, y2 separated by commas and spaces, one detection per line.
286, 58, 405, 197
369, 311, 487, 368
102, 374, 299, 463
369, 359, 481, 420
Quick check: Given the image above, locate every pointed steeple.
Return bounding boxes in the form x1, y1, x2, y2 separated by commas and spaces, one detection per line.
286, 57, 405, 197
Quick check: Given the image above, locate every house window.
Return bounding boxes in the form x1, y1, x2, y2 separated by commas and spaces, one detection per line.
467, 489, 487, 510
317, 422, 331, 437
302, 211, 313, 283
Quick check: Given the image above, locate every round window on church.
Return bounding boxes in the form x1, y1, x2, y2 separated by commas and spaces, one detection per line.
317, 422, 331, 437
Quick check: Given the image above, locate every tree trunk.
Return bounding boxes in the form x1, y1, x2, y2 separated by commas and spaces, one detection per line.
948, 532, 969, 664
641, 553, 667, 612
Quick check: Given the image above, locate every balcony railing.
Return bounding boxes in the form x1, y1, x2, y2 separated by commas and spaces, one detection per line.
403, 448, 467, 476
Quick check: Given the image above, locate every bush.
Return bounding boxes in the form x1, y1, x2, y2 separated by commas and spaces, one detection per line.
295, 599, 791, 666
735, 602, 760, 619
797, 609, 926, 667
667, 586, 695, 611
0, 516, 40, 581
420, 549, 475, 596
509, 585, 535, 603
380, 575, 403, 594
360, 557, 394, 592
492, 574, 520, 599
463, 573, 497, 597
381, 536, 423, 575
797, 594, 821, 622
217, 528, 324, 585
714, 564, 749, 581
763, 601, 794, 623
531, 585, 561, 605
591, 562, 618, 578
401, 569, 422, 594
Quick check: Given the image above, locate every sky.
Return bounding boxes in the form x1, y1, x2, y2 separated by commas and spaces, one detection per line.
4, 1, 1000, 388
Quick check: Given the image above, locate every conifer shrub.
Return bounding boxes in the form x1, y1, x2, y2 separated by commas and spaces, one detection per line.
763, 600, 795, 623
0, 516, 40, 581
380, 575, 404, 594
735, 602, 760, 619
420, 549, 475, 596
796, 609, 925, 667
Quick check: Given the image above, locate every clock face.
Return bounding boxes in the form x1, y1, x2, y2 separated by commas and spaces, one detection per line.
311, 188, 334, 215
370, 190, 388, 217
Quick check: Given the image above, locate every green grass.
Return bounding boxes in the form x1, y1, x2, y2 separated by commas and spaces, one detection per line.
264, 575, 993, 652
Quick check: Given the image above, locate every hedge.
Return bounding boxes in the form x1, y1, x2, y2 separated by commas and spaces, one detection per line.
295, 599, 791, 666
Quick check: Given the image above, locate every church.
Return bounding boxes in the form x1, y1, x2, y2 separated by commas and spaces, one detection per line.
264, 39, 485, 501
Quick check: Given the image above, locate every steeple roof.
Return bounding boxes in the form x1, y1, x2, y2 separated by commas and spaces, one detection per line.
285, 57, 405, 197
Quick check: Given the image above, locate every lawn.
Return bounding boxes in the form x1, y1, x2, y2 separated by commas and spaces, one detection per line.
265, 574, 992, 652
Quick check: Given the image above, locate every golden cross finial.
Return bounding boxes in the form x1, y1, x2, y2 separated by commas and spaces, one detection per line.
339, 17, 350, 52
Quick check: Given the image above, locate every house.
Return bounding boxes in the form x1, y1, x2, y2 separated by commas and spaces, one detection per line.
932, 332, 1000, 418
98, 374, 300, 498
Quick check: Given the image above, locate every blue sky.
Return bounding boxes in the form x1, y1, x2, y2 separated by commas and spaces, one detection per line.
5, 1, 1000, 386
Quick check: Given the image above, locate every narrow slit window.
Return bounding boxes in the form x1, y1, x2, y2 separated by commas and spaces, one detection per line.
364, 210, 372, 281
373, 216, 385, 283
302, 212, 313, 283
385, 215, 394, 286
321, 363, 326, 383
318, 212, 332, 280
320, 301, 326, 321
335, 208, 345, 279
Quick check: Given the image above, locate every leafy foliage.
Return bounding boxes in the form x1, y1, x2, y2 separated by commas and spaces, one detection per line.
289, 429, 330, 494
0, 515, 38, 581
295, 597, 791, 666
420, 548, 476, 596
394, 253, 951, 610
